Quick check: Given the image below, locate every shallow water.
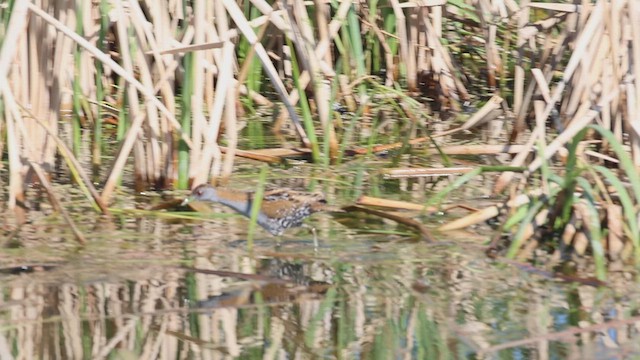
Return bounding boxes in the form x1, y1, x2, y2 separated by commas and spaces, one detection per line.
1, 170, 640, 359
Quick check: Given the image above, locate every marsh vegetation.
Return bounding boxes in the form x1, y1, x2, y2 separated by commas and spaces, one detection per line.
2, 0, 640, 358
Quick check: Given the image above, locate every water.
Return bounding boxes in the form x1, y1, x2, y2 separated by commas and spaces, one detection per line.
1, 170, 640, 359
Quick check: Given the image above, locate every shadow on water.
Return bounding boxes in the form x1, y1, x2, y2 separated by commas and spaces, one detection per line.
2, 171, 640, 359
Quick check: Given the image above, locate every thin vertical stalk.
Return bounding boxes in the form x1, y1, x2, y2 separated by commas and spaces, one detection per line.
179, 52, 194, 189
222, 0, 310, 147
187, 0, 206, 187
367, 0, 380, 74
71, 1, 84, 157
222, 62, 238, 178
286, 37, 321, 162
337, 99, 368, 164
196, 41, 235, 184
92, 0, 109, 180
247, 164, 268, 250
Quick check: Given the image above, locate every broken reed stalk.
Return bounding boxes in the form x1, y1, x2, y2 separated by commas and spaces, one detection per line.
343, 205, 433, 242
19, 108, 110, 214
28, 162, 87, 245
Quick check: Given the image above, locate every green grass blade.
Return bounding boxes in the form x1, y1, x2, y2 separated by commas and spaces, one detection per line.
588, 125, 640, 201
285, 37, 320, 162
506, 200, 545, 259
178, 52, 194, 189
426, 166, 526, 207
247, 165, 268, 250
575, 178, 607, 280
592, 165, 640, 259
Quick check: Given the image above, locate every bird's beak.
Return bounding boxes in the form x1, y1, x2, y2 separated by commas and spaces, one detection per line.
181, 197, 192, 207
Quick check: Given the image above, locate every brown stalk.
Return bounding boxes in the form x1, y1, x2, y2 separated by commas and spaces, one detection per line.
439, 192, 536, 232
357, 195, 438, 212
381, 167, 473, 179
218, 147, 282, 164
344, 205, 434, 242
350, 142, 530, 156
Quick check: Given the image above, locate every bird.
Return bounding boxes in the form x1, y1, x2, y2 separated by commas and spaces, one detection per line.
181, 183, 329, 247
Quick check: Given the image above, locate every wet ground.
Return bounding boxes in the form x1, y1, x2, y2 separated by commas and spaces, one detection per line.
2, 167, 640, 359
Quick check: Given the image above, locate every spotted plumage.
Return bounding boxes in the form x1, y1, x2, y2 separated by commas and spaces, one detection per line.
182, 184, 328, 236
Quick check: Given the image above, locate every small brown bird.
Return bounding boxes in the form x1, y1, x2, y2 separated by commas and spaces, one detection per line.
182, 184, 328, 246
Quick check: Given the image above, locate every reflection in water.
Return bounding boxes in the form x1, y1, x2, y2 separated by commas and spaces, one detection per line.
1, 186, 640, 359
2, 244, 640, 359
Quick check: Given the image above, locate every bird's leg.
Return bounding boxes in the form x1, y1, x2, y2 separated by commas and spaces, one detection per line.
302, 224, 318, 250
312, 227, 318, 251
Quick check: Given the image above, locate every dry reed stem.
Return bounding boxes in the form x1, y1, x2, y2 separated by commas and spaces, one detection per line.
433, 95, 503, 137
514, 208, 549, 261
629, 0, 640, 165
27, 162, 87, 245
496, 1, 625, 193
288, 0, 334, 154
526, 96, 615, 175
194, 41, 235, 185
421, 11, 468, 102
440, 191, 537, 232
406, 7, 418, 92
222, 0, 310, 147
433, 144, 530, 155
381, 167, 473, 178
362, 18, 396, 86
439, 205, 499, 232
606, 204, 624, 260
222, 67, 238, 177
101, 112, 148, 202
188, 0, 207, 181
17, 109, 110, 214
282, 0, 348, 111
235, 21, 270, 99
0, 82, 25, 211
95, 319, 137, 358
344, 205, 434, 241
390, 0, 409, 81
0, 0, 29, 209
357, 195, 438, 212
25, 2, 193, 148
153, 41, 225, 56
513, 0, 527, 117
